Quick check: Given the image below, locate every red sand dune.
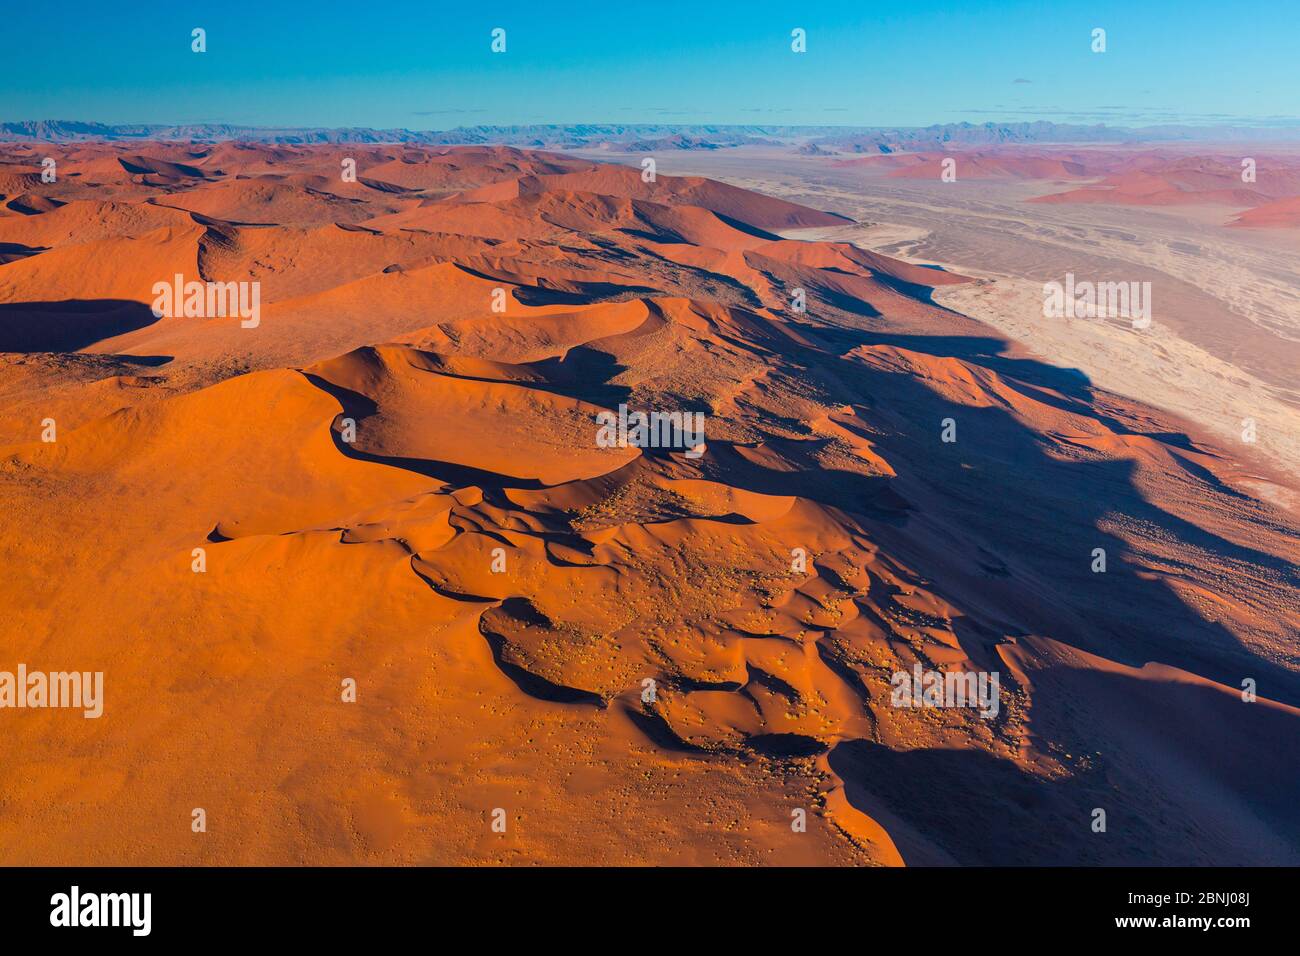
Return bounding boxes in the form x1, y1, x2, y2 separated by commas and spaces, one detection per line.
1025, 152, 1300, 216
152, 179, 377, 226
1029, 169, 1264, 206
1229, 195, 1300, 227
457, 163, 850, 230
832, 147, 1300, 225
0, 142, 1297, 866
834, 149, 1095, 180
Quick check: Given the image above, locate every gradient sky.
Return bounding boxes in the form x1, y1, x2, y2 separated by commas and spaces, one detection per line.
2, 0, 1296, 129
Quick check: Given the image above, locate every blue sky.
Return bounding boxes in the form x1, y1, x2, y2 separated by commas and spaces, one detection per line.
1, 0, 1295, 129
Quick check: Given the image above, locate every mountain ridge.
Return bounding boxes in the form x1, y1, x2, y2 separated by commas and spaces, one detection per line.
5, 119, 1300, 149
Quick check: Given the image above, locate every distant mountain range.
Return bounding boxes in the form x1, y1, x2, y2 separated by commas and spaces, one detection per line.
3, 119, 1298, 150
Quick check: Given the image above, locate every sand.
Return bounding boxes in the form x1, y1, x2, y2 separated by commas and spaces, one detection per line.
0, 141, 1297, 865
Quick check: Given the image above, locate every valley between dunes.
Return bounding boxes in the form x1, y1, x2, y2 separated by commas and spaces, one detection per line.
0, 142, 1297, 865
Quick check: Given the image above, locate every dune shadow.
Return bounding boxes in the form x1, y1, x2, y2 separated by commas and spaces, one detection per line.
830, 665, 1300, 864
0, 298, 162, 352
830, 739, 1154, 865
808, 324, 1300, 704
526, 345, 633, 406
0, 240, 49, 262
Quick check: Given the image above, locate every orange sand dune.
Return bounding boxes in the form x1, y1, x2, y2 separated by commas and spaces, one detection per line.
367, 189, 783, 249
153, 179, 378, 226
0, 141, 1297, 867
115, 153, 213, 181
460, 163, 851, 230
0, 198, 199, 247
0, 222, 204, 305
307, 344, 640, 484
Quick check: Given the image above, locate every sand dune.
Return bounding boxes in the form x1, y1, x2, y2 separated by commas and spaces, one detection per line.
0, 142, 1297, 866
154, 179, 376, 226
1023, 151, 1300, 221
1231, 195, 1300, 228
459, 163, 851, 230
884, 152, 1090, 181
1029, 169, 1263, 207
828, 146, 1300, 226
0, 198, 198, 246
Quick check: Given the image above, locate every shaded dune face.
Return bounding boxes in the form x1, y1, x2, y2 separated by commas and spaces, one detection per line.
0, 142, 1297, 866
